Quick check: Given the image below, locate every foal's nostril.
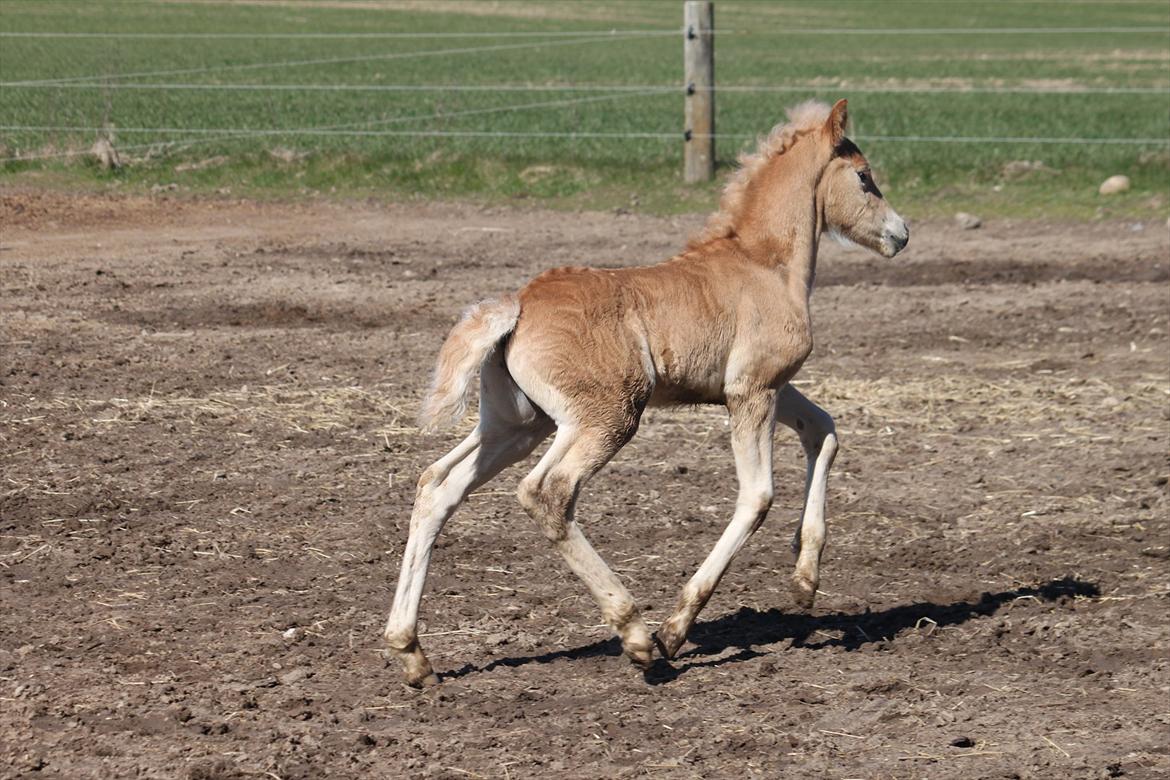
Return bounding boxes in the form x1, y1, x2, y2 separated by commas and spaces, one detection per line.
890, 221, 909, 252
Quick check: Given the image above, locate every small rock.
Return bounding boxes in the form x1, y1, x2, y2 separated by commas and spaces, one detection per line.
951, 736, 975, 748
954, 212, 982, 230
277, 667, 311, 686
1098, 175, 1130, 195
282, 627, 303, 642
514, 631, 540, 649
168, 704, 194, 723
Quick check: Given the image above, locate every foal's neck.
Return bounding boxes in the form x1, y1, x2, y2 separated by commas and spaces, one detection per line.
734, 154, 823, 301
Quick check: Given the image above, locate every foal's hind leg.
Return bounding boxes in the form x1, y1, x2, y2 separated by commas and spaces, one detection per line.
384, 361, 551, 687
517, 425, 655, 669
657, 390, 777, 659
774, 384, 838, 610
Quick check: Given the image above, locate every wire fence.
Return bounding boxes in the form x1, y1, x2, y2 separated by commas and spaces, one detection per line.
1, 8, 1168, 167
1, 31, 682, 87
2, 26, 1165, 38
4, 82, 1165, 95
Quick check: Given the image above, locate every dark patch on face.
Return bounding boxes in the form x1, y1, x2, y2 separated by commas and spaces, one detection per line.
834, 137, 864, 160
836, 138, 884, 198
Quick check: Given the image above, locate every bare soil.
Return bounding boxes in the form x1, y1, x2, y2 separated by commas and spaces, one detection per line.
1, 190, 1168, 780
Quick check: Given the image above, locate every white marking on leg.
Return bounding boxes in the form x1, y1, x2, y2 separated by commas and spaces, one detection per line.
385, 416, 550, 685
659, 391, 776, 657
775, 384, 837, 608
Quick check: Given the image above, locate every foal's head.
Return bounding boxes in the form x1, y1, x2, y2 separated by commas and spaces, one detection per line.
818, 99, 909, 258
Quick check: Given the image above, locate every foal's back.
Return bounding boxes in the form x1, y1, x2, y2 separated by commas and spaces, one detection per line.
506, 243, 808, 421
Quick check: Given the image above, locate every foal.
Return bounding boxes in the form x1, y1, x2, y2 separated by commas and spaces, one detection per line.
385, 100, 908, 686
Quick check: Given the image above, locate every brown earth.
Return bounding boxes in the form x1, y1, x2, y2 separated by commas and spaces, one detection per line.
1, 190, 1168, 780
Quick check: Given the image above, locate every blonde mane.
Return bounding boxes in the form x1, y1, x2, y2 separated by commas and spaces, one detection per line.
690, 100, 833, 248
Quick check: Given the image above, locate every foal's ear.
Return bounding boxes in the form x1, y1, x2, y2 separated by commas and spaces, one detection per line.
826, 99, 849, 146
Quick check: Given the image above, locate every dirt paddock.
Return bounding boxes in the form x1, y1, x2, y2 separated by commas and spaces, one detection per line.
1, 191, 1167, 779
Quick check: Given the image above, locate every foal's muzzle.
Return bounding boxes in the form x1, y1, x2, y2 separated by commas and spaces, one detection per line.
881, 213, 910, 257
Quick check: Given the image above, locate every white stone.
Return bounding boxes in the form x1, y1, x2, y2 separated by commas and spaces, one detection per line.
1098, 175, 1131, 195
954, 212, 982, 230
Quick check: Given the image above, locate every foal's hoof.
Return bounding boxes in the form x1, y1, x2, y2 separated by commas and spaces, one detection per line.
791, 574, 818, 610
623, 630, 656, 669
654, 622, 686, 660
400, 652, 439, 688
388, 639, 439, 688
405, 670, 440, 688
625, 642, 655, 670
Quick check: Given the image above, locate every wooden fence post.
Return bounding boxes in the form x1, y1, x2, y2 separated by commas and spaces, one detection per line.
684, 0, 714, 183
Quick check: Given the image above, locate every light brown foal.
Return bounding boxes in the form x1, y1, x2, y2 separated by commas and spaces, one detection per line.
385, 100, 909, 686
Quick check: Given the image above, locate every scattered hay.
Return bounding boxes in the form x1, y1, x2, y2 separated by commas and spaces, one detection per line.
2, 384, 416, 441
268, 147, 309, 164
173, 155, 229, 173
1000, 160, 1058, 181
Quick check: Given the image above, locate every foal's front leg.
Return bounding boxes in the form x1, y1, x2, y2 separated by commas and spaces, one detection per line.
774, 384, 838, 609
656, 390, 777, 659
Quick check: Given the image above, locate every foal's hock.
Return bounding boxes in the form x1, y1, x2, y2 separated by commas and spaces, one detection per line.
384, 100, 909, 687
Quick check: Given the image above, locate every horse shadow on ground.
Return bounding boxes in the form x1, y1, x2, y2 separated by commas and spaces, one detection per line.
439, 576, 1098, 685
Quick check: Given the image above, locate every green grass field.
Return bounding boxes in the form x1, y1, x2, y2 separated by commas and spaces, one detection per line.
1, 0, 1168, 218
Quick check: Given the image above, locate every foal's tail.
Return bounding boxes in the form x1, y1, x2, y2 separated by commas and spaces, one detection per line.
418, 296, 520, 431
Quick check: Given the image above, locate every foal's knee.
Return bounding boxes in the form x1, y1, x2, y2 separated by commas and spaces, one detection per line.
752, 487, 774, 515
415, 466, 438, 497
517, 473, 573, 543
741, 487, 774, 519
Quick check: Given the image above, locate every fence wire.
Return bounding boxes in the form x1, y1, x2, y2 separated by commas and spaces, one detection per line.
3, 26, 1167, 38
4, 81, 1165, 95
4, 30, 680, 88
1, 15, 1167, 163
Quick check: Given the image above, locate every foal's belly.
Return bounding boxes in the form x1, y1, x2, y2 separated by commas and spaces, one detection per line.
647, 380, 725, 407
646, 355, 727, 407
